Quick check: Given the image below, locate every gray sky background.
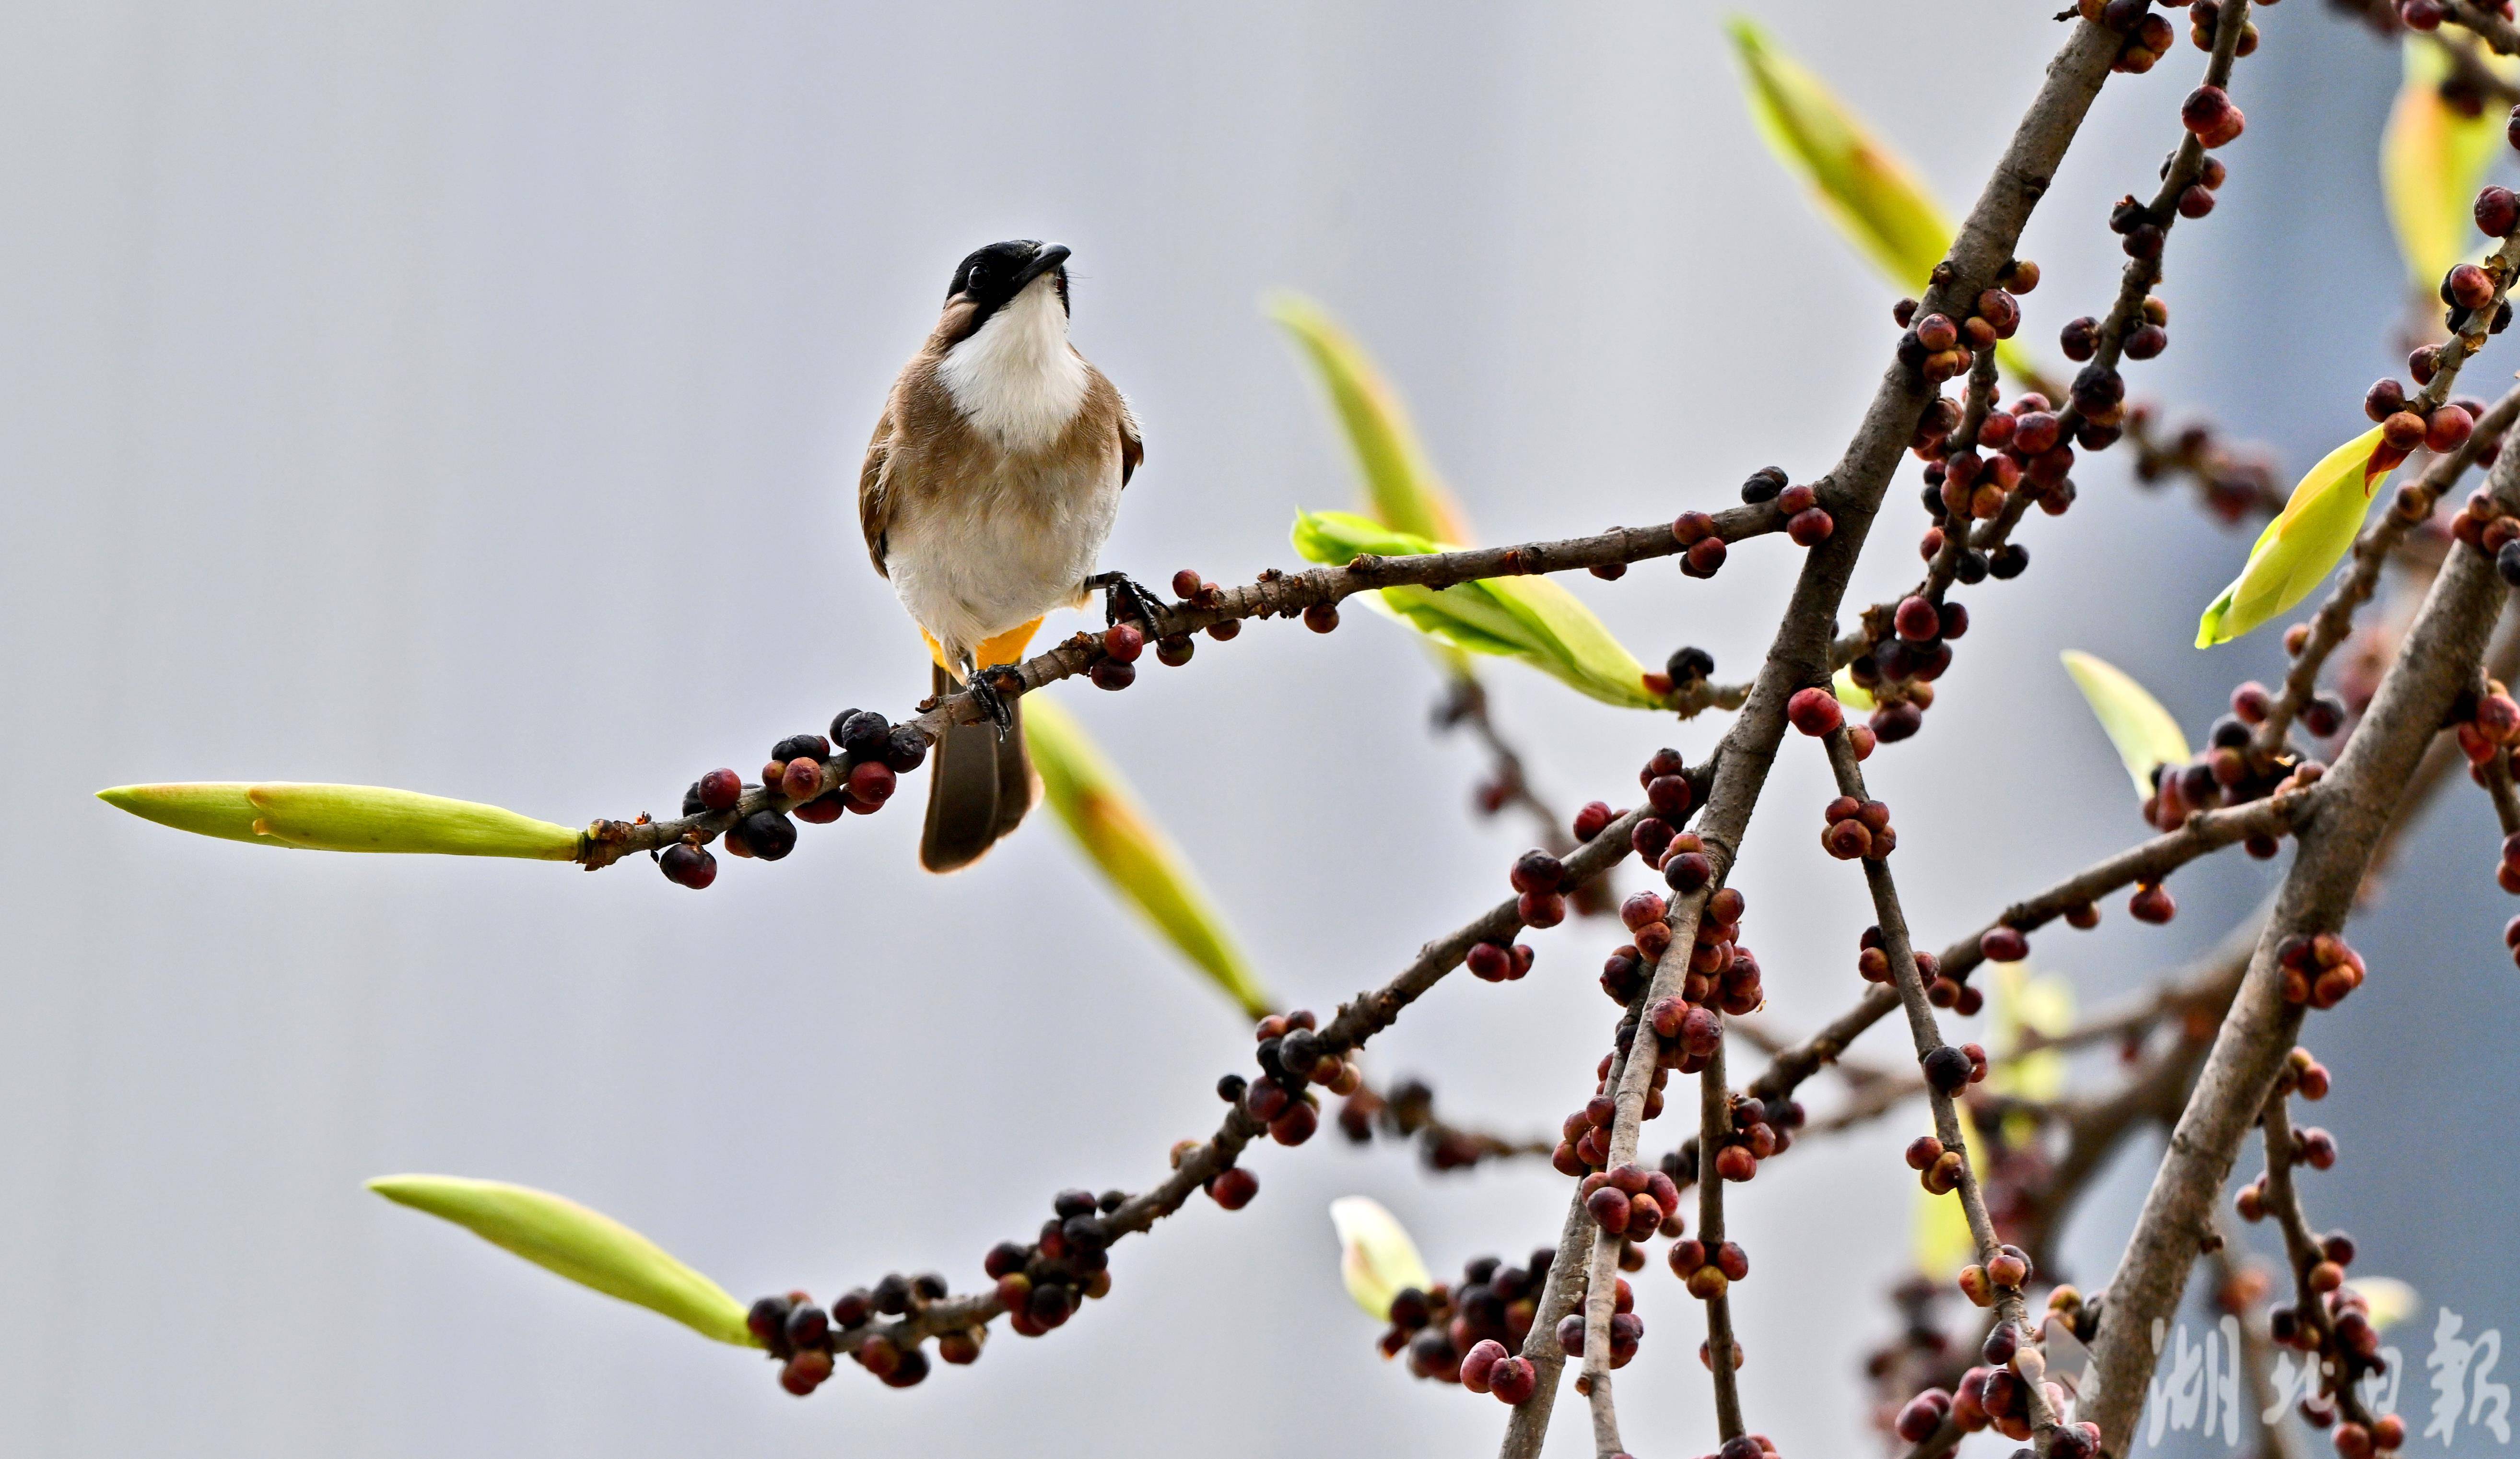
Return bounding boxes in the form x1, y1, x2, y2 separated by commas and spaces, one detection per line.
4, 5, 2513, 1458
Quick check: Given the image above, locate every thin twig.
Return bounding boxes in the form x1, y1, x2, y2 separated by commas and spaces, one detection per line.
1819, 726, 2063, 1450
2445, 0, 2520, 60
582, 507, 1797, 868
2258, 1089, 2377, 1427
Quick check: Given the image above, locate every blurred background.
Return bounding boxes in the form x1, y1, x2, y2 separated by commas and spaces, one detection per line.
4, 3, 2513, 1456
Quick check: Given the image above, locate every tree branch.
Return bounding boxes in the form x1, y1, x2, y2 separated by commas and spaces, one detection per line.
1517, 13, 2131, 1452
581, 508, 1797, 868
2080, 405, 2520, 1455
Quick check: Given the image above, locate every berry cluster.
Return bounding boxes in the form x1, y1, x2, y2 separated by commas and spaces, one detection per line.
1925, 1041, 1993, 1097
1585, 1161, 1688, 1250
1857, 925, 1983, 1014
1921, 1346, 2097, 1455
1711, 1090, 1796, 1185
2244, 1058, 2404, 1456
1928, 385, 2083, 536
1666, 1229, 1750, 1301
987, 1188, 1124, 1339
2459, 481, 2520, 588
1903, 1133, 1970, 1196
745, 1271, 966, 1395
2368, 268, 2508, 479
1335, 1077, 1520, 1171
1229, 1009, 1359, 1157
1503, 847, 1572, 933
1893, 260, 2036, 385
659, 711, 928, 887
2077, 0, 2180, 71
1956, 1242, 2037, 1310
1375, 1246, 1559, 1401
1551, 1275, 1647, 1372
2452, 681, 2520, 800
1674, 474, 1837, 583
1863, 1277, 1968, 1443
2274, 931, 2367, 1009
2144, 685, 2333, 840
1851, 593, 1977, 741
1104, 568, 1250, 676
1601, 882, 1762, 1024
1734, 467, 1839, 546
1551, 1019, 1684, 1175
2179, 82, 2246, 149
1820, 793, 1897, 861
2124, 404, 2285, 524
2184, 0, 2262, 56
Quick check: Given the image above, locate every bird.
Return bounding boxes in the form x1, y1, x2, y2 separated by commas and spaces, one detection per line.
859, 239, 1160, 872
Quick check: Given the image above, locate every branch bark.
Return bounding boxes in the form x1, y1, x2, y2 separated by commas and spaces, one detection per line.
2080, 424, 2520, 1455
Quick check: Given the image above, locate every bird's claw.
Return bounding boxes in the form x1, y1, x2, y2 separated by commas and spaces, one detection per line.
1087, 570, 1167, 632
962, 667, 1015, 736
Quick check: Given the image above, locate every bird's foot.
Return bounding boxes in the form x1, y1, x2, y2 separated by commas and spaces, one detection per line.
966, 668, 1016, 736
1086, 570, 1167, 632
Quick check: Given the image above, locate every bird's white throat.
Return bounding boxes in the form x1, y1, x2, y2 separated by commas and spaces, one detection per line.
939, 276, 1089, 453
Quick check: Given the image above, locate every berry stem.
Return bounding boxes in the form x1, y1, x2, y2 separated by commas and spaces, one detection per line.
1817, 724, 2065, 1453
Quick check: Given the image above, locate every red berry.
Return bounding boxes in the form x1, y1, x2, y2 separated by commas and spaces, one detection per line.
2130, 882, 2176, 924
1787, 507, 1835, 545
1171, 569, 1203, 598
1786, 686, 1843, 737
659, 843, 717, 889
1103, 623, 1145, 662
2452, 263, 2498, 312
2480, 185, 2520, 239
1518, 891, 1568, 928
697, 768, 744, 812
1206, 1166, 1257, 1209
2180, 85, 2233, 137
848, 760, 897, 805
1303, 602, 1340, 634
1488, 1354, 1537, 1404
1979, 927, 2028, 963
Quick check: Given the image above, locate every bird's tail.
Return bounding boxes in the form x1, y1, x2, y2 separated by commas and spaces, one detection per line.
920, 663, 1035, 872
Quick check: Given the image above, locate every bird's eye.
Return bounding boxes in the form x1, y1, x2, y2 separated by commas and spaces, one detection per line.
963, 267, 985, 294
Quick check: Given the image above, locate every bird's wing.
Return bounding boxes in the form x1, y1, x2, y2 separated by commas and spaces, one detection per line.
1119, 395, 1143, 488
859, 405, 896, 577
1085, 364, 1143, 488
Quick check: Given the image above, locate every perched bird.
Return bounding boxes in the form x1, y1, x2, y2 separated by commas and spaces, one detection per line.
860, 239, 1157, 872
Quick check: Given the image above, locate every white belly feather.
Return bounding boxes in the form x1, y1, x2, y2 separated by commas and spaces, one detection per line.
886, 449, 1121, 665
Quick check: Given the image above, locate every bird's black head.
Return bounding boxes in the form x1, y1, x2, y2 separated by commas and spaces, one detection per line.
948, 239, 1071, 330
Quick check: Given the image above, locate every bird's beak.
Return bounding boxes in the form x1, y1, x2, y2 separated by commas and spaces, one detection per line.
1010, 243, 1071, 290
